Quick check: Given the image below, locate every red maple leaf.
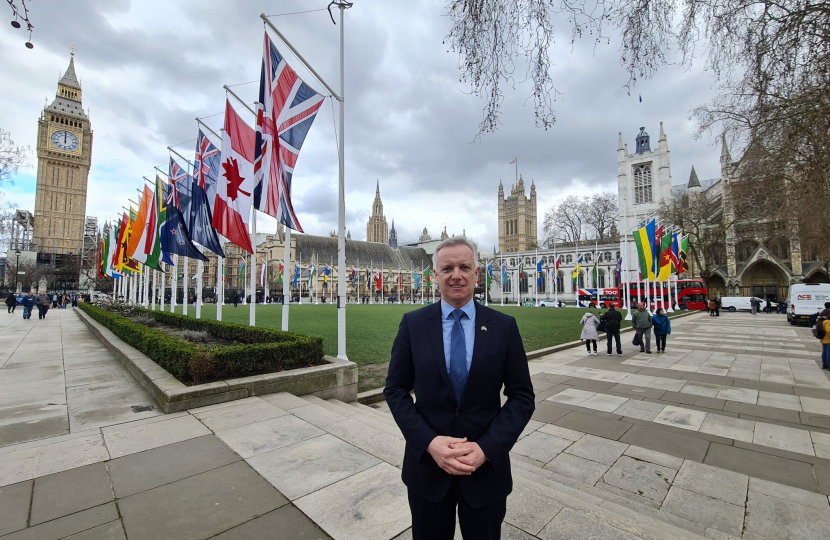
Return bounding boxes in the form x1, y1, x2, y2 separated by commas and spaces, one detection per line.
222, 157, 251, 201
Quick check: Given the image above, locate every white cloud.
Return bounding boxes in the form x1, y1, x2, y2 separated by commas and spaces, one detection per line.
0, 0, 723, 249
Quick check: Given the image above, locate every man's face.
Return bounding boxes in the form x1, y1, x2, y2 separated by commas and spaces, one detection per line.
638, 303, 645, 311
435, 244, 480, 308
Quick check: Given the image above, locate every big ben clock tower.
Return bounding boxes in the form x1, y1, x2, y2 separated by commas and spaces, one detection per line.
33, 49, 93, 255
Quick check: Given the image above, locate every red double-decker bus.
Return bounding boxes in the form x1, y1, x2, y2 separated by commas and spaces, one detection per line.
576, 280, 708, 310
624, 279, 709, 310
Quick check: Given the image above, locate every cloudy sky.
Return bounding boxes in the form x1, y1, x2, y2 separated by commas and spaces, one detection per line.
0, 0, 723, 251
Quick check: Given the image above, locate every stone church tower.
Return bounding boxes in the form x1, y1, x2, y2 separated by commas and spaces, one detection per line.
497, 175, 537, 252
366, 181, 388, 243
33, 51, 93, 255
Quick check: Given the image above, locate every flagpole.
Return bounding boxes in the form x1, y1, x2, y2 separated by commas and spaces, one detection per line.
534, 249, 538, 305
282, 228, 291, 331
249, 211, 256, 326
217, 241, 224, 321
170, 255, 177, 312
356, 257, 360, 304
335, 1, 350, 359
381, 261, 384, 304
160, 264, 165, 312
196, 254, 203, 319
298, 251, 302, 305
315, 254, 319, 305
264, 257, 268, 305
516, 261, 520, 307
182, 257, 189, 316
151, 269, 156, 310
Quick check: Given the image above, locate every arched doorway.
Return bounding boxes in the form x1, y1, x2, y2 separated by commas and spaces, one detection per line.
740, 260, 789, 301
806, 270, 830, 284
707, 275, 726, 299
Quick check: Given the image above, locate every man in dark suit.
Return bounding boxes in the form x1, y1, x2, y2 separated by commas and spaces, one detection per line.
385, 237, 535, 539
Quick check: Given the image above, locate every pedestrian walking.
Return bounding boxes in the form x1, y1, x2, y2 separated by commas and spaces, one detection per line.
820, 302, 830, 318
715, 297, 721, 316
37, 292, 51, 319
580, 311, 600, 355
21, 291, 35, 320
751, 297, 758, 315
232, 295, 238, 307
708, 298, 717, 316
821, 317, 830, 370
5, 292, 17, 313
600, 305, 623, 356
652, 308, 672, 352
52, 293, 59, 309
71, 294, 78, 308
632, 303, 653, 353
706, 296, 711, 316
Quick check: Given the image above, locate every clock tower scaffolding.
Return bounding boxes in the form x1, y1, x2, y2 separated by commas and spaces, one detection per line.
33, 49, 93, 255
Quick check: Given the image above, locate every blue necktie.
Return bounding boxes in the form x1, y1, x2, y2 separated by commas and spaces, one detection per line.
449, 309, 468, 403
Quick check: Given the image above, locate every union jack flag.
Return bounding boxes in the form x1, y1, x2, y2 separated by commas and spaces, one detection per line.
194, 131, 220, 190
253, 31, 325, 232
168, 157, 191, 215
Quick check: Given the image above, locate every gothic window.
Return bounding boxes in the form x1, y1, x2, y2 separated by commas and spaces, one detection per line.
736, 242, 756, 262
713, 245, 726, 265
597, 269, 606, 288
565, 255, 572, 264
585, 253, 592, 262
519, 275, 528, 293
770, 241, 789, 260
604, 252, 612, 262
803, 241, 820, 261
556, 271, 565, 293
634, 164, 653, 204
577, 272, 585, 288
616, 251, 620, 259
538, 271, 546, 293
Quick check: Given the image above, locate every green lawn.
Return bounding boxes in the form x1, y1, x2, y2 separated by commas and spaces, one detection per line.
155, 303, 683, 367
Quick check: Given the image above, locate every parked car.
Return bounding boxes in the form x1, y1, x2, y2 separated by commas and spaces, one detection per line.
538, 299, 564, 307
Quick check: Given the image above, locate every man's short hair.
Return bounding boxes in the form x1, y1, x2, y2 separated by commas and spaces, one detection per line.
432, 237, 480, 269
825, 302, 830, 309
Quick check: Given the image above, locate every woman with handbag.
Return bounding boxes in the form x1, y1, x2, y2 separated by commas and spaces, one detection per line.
580, 311, 601, 355
35, 291, 51, 320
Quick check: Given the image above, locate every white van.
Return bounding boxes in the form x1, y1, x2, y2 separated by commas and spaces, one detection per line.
787, 283, 830, 325
719, 296, 768, 312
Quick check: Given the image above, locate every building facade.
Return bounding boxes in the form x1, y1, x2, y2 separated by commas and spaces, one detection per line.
616, 124, 828, 301
33, 52, 93, 256
497, 175, 537, 252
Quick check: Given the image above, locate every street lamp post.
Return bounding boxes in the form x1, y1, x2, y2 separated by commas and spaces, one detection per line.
14, 248, 21, 292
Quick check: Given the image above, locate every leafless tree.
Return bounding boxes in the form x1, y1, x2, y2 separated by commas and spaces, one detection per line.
0, 128, 30, 184
584, 192, 618, 242
446, 0, 830, 141
543, 196, 585, 246
659, 188, 734, 279
543, 192, 618, 246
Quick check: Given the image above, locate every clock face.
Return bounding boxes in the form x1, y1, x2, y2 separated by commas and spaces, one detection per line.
51, 130, 80, 152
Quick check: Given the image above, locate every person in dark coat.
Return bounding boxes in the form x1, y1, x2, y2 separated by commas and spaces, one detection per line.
652, 308, 672, 352
20, 291, 35, 319
5, 292, 17, 313
600, 305, 623, 356
385, 238, 535, 539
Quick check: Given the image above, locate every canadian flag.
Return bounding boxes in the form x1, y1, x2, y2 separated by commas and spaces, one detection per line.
213, 99, 254, 254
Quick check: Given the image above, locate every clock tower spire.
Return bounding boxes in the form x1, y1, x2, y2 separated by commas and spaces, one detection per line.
33, 49, 93, 255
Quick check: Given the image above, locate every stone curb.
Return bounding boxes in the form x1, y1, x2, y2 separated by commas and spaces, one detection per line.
75, 308, 358, 413
357, 310, 703, 404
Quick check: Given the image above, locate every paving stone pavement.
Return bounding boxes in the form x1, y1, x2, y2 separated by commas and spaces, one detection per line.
3, 308, 830, 539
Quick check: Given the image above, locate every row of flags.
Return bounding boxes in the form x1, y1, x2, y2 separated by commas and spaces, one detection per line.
98, 30, 324, 282
632, 218, 688, 281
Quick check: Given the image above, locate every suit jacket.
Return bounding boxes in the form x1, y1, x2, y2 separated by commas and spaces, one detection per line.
384, 301, 535, 508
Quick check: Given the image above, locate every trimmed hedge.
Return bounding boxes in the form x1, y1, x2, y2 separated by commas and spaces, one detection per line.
78, 303, 324, 384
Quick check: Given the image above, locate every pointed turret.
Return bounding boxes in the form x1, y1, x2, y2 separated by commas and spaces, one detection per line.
618, 132, 624, 151
659, 122, 666, 142
687, 165, 701, 189
389, 220, 398, 249
59, 53, 81, 90
441, 226, 449, 240
720, 134, 731, 166
530, 179, 536, 200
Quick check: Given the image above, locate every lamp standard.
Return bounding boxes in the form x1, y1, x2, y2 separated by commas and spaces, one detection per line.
14, 248, 21, 292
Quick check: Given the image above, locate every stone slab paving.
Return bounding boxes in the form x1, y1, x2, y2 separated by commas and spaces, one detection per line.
508, 311, 830, 538
0, 309, 160, 448
4, 307, 830, 539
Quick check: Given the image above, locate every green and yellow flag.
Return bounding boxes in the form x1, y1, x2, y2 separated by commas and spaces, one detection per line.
632, 219, 657, 280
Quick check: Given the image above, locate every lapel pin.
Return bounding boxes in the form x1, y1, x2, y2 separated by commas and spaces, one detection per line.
481, 326, 487, 332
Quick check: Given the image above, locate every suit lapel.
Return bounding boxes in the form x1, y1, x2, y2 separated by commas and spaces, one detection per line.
426, 302, 456, 403
460, 302, 491, 405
